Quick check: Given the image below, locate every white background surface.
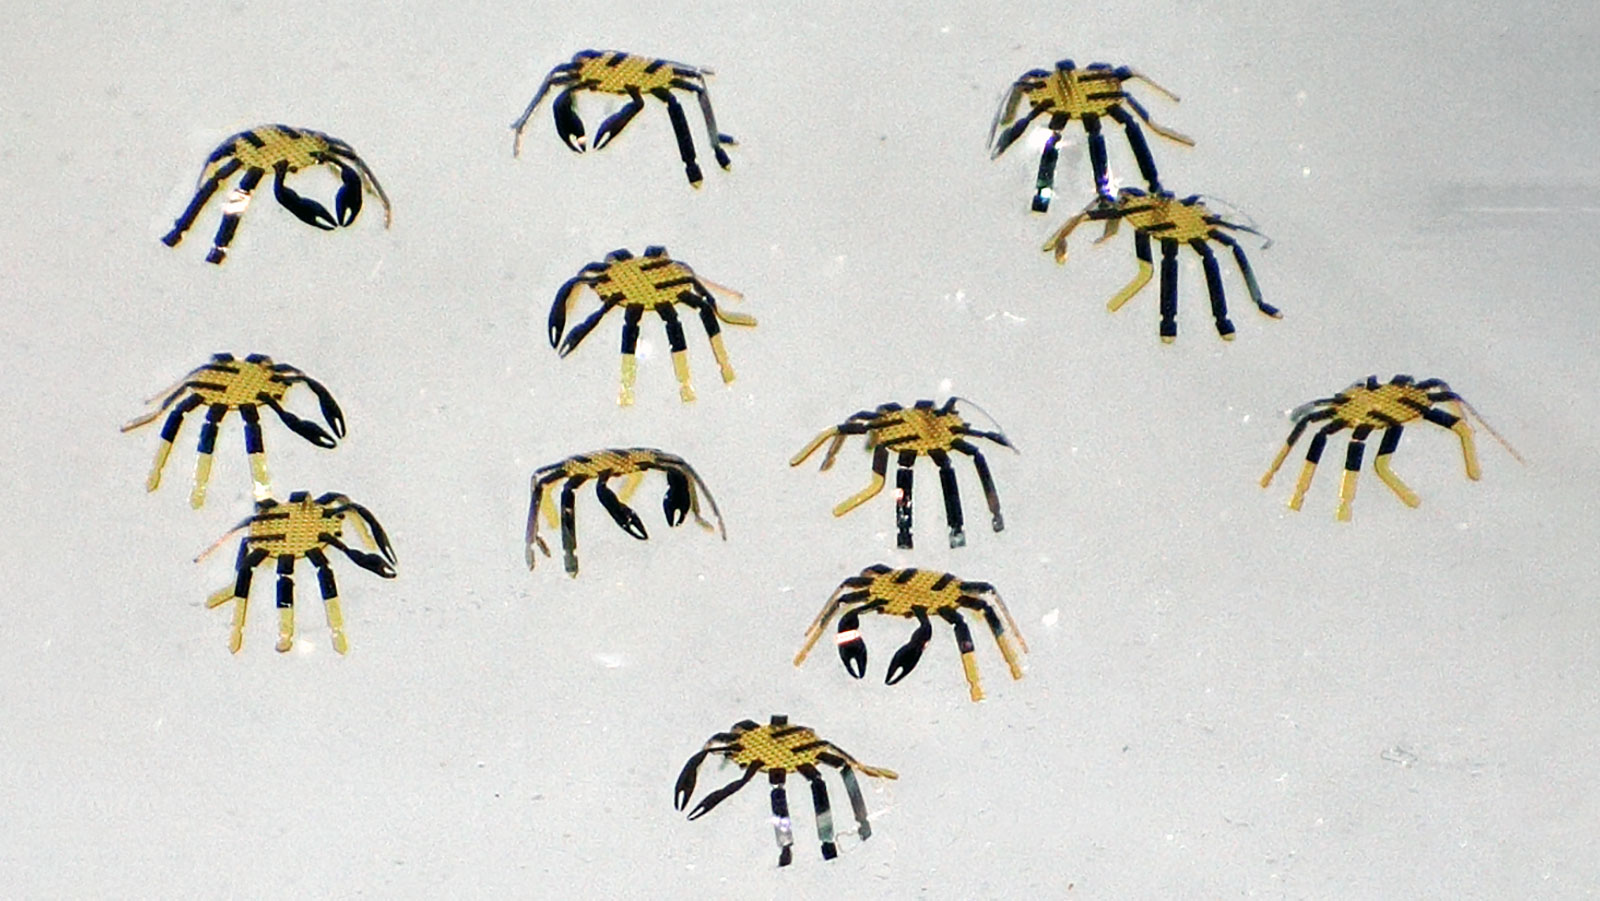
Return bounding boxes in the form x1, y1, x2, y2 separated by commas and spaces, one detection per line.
3, 1, 1599, 897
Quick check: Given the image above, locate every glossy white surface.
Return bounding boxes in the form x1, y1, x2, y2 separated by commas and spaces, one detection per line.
3, 1, 1597, 896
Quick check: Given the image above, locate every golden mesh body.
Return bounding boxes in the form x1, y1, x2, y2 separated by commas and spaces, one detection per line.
858, 567, 965, 616
727, 723, 826, 770
595, 255, 697, 309
1116, 192, 1215, 241
573, 51, 681, 94
1331, 382, 1432, 427
202, 126, 333, 181
247, 496, 345, 556
186, 357, 287, 407
864, 406, 960, 455
1023, 66, 1124, 117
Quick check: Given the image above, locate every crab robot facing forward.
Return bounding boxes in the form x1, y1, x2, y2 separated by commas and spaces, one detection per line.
990, 59, 1193, 211
511, 49, 735, 187
675, 714, 897, 867
791, 398, 1015, 549
162, 124, 390, 264
795, 565, 1029, 702
1261, 374, 1515, 520
526, 448, 725, 577
549, 246, 756, 405
122, 353, 345, 508
1043, 187, 1279, 342
196, 491, 396, 654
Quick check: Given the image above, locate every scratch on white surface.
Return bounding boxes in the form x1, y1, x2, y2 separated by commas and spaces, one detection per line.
1381, 746, 1417, 767
1041, 608, 1060, 628
593, 653, 626, 669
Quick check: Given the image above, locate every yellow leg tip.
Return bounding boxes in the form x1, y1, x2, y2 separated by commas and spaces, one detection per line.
332, 633, 349, 655
679, 385, 697, 403
618, 388, 635, 406
1287, 496, 1304, 512
1336, 503, 1353, 522
227, 634, 243, 654
145, 472, 162, 492
276, 637, 293, 653
1160, 336, 1175, 345
189, 487, 207, 508
1222, 333, 1236, 342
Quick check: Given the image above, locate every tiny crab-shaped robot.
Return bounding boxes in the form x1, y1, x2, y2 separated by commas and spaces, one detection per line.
525, 448, 725, 577
1042, 186, 1279, 342
791, 398, 1015, 549
549, 246, 756, 405
122, 353, 345, 508
795, 565, 1028, 702
196, 491, 396, 654
675, 714, 898, 867
511, 49, 735, 187
162, 124, 390, 264
1261, 374, 1517, 521
990, 59, 1193, 211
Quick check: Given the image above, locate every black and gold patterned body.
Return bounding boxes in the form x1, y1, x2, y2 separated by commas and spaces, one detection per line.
549, 246, 756, 405
162, 125, 390, 264
791, 398, 1013, 549
674, 714, 897, 866
511, 49, 735, 186
200, 491, 396, 654
122, 353, 345, 508
1043, 187, 1280, 342
795, 565, 1028, 702
990, 59, 1193, 211
1261, 374, 1483, 521
525, 447, 725, 576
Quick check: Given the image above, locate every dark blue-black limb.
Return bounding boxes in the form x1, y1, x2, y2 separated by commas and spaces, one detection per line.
163, 158, 241, 246
1032, 112, 1070, 212
205, 167, 264, 264
928, 449, 965, 547
595, 474, 647, 539
1192, 238, 1236, 339
797, 764, 837, 860
652, 88, 702, 185
894, 450, 916, 548
1159, 238, 1180, 340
